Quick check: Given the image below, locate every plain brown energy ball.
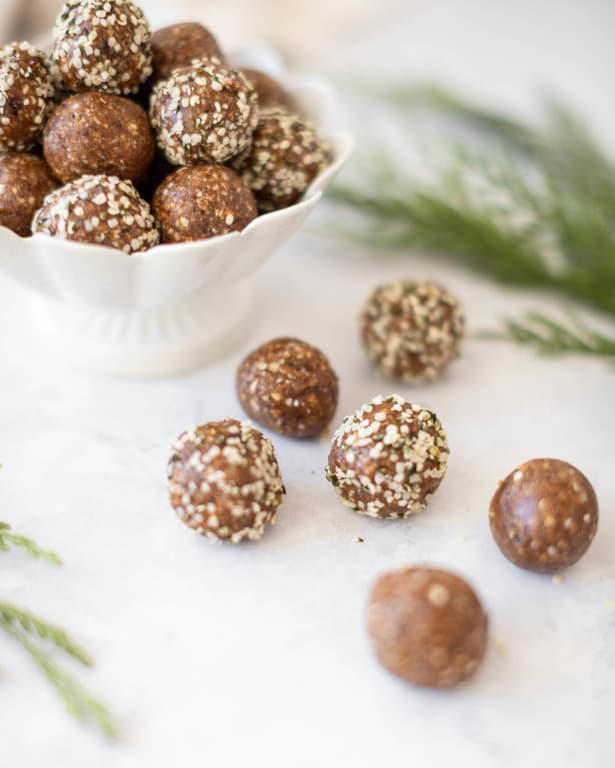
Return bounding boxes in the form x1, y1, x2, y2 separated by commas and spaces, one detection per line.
326, 394, 449, 519
150, 59, 258, 166
151, 23, 224, 84
241, 68, 295, 112
236, 337, 339, 438
43, 92, 154, 184
361, 280, 465, 383
234, 109, 328, 212
152, 164, 257, 243
167, 419, 285, 543
490, 458, 599, 573
0, 153, 58, 236
32, 174, 159, 253
0, 42, 55, 151
367, 566, 488, 689
50, 0, 153, 95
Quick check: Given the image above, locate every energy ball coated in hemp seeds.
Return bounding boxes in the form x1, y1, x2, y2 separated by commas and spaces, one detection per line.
43, 92, 154, 184
236, 337, 339, 438
152, 164, 257, 243
0, 42, 55, 151
367, 566, 488, 689
167, 419, 285, 544
32, 174, 159, 253
233, 109, 328, 212
241, 68, 296, 112
151, 23, 224, 84
490, 458, 599, 573
326, 394, 449, 519
361, 280, 465, 383
0, 153, 58, 237
50, 0, 153, 95
150, 59, 258, 166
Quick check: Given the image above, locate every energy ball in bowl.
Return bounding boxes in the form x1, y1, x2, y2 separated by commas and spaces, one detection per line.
0, 42, 55, 151
32, 174, 159, 253
234, 109, 328, 212
361, 280, 465, 383
241, 68, 295, 112
326, 394, 448, 519
43, 92, 154, 184
367, 566, 488, 689
167, 419, 285, 543
236, 337, 339, 438
151, 23, 224, 84
150, 59, 258, 166
0, 153, 58, 237
152, 164, 257, 243
490, 458, 599, 573
50, 0, 153, 95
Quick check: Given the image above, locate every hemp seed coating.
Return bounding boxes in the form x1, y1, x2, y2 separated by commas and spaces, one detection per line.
0, 153, 58, 236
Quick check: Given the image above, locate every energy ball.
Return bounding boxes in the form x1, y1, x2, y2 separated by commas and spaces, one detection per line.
150, 59, 258, 166
151, 23, 224, 84
367, 566, 488, 689
152, 164, 257, 243
326, 394, 448, 519
43, 92, 154, 184
241, 68, 295, 112
234, 109, 328, 212
236, 337, 339, 438
50, 0, 153, 95
0, 42, 55, 151
167, 419, 285, 543
490, 458, 599, 573
0, 153, 58, 237
32, 174, 159, 253
361, 280, 465, 383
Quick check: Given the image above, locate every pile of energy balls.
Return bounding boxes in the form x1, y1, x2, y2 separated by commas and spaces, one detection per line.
0, 0, 329, 250
168, 279, 599, 690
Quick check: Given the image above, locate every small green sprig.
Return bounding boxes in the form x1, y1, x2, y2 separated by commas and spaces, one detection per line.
0, 522, 62, 564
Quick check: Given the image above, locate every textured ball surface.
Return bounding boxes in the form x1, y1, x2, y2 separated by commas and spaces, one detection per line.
152, 164, 257, 242
50, 0, 153, 95
167, 419, 285, 543
241, 68, 295, 112
490, 458, 598, 573
151, 23, 224, 83
0, 153, 58, 236
326, 394, 448, 518
367, 566, 488, 688
236, 337, 339, 438
32, 174, 159, 253
361, 280, 464, 382
0, 42, 54, 151
43, 92, 154, 183
150, 59, 258, 166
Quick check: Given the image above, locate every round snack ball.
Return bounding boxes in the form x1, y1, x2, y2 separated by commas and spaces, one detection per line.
367, 566, 488, 689
490, 458, 599, 573
236, 337, 339, 438
0, 153, 58, 237
234, 109, 328, 212
326, 394, 448, 519
361, 280, 465, 383
151, 23, 224, 84
167, 419, 285, 543
43, 92, 154, 184
0, 42, 55, 151
152, 164, 257, 243
150, 59, 258, 166
50, 0, 153, 95
32, 174, 159, 253
241, 68, 295, 112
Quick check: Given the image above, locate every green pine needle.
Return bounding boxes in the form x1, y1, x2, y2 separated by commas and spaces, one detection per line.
0, 522, 62, 565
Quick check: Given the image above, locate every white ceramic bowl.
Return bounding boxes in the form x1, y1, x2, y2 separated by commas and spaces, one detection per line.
0, 48, 353, 376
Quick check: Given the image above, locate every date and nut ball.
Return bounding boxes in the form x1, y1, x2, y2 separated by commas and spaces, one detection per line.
152, 164, 256, 243
490, 458, 599, 573
50, 0, 153, 95
43, 92, 154, 184
326, 394, 448, 519
151, 22, 224, 84
150, 59, 258, 166
167, 419, 285, 544
32, 174, 159, 253
367, 566, 488, 689
361, 280, 465, 383
241, 68, 295, 112
234, 108, 328, 212
0, 153, 58, 237
236, 337, 339, 438
0, 42, 55, 151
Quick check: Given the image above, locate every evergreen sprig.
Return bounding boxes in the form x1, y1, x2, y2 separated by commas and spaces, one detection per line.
0, 521, 62, 564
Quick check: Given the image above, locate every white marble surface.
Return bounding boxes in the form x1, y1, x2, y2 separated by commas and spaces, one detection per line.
1, 1, 615, 766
